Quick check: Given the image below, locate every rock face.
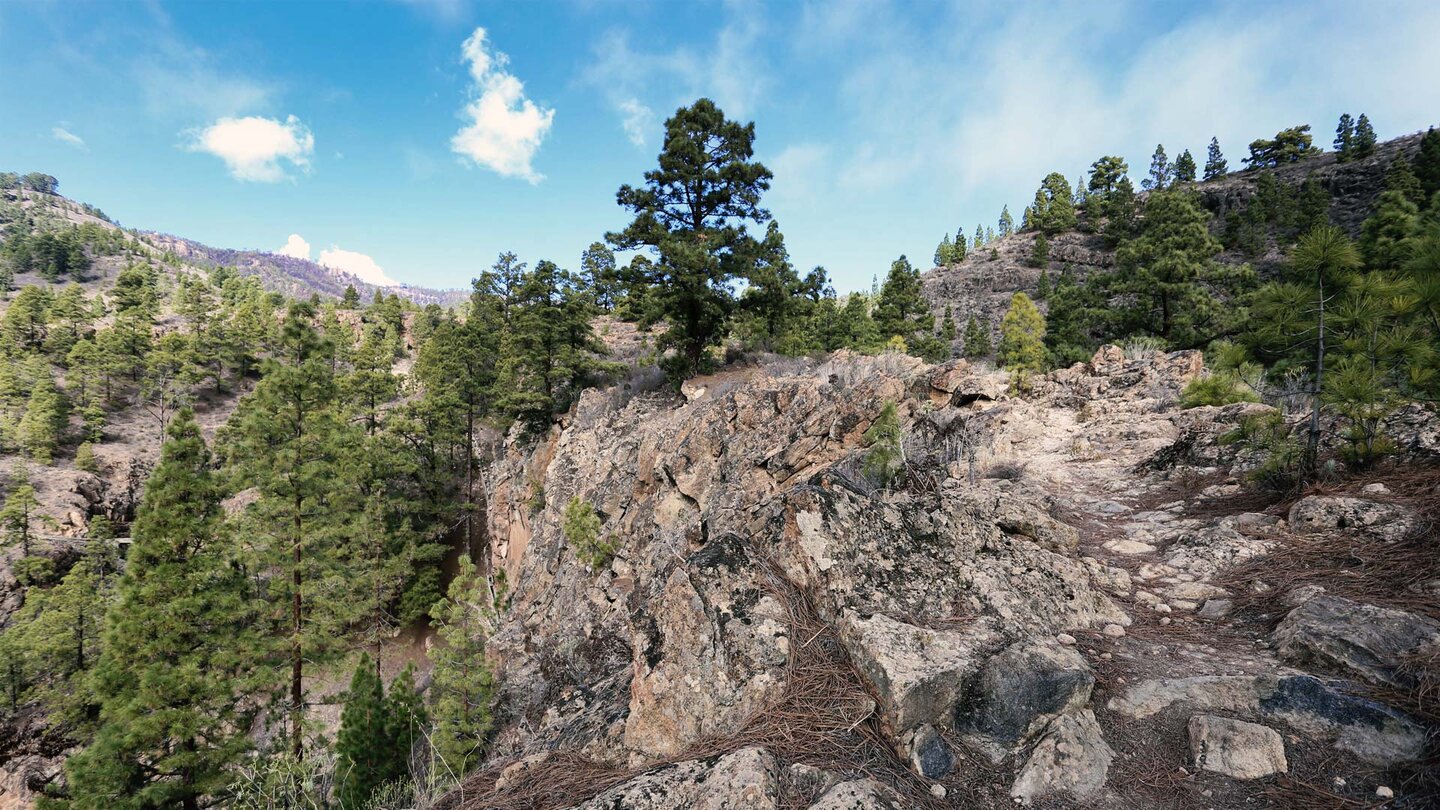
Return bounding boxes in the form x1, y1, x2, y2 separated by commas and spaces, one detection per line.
441, 345, 1439, 809
1188, 715, 1288, 780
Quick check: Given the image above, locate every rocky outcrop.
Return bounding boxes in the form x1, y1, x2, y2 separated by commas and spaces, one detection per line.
447, 345, 1438, 809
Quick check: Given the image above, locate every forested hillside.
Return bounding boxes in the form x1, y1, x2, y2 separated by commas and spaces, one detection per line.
1, 103, 1438, 809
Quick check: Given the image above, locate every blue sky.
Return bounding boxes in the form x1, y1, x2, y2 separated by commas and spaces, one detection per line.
2, 0, 1438, 292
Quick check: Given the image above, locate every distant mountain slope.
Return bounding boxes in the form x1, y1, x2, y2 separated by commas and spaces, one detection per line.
0, 180, 469, 307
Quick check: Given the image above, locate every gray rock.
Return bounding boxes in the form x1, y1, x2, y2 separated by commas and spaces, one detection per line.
568, 746, 780, 809
1198, 599, 1234, 620
806, 779, 905, 810
963, 639, 1095, 759
1009, 709, 1113, 805
1108, 674, 1426, 765
838, 611, 997, 732
900, 724, 954, 779
1273, 596, 1440, 686
1287, 496, 1417, 541
1188, 715, 1287, 780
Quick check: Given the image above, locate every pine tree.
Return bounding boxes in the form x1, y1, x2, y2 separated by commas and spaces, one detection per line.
998, 206, 1014, 237
861, 400, 904, 488
1203, 137, 1228, 181
18, 367, 66, 464
939, 305, 957, 344
1353, 114, 1377, 158
1385, 156, 1425, 207
65, 410, 258, 809
580, 242, 620, 312
934, 234, 953, 267
222, 301, 355, 758
608, 99, 774, 379
1, 472, 40, 558
1143, 144, 1171, 191
1036, 269, 1051, 300
973, 224, 984, 250
386, 663, 427, 776
999, 293, 1047, 389
951, 228, 967, 262
1359, 190, 1419, 273
1173, 149, 1197, 183
873, 256, 937, 359
336, 656, 401, 809
1334, 113, 1355, 161
961, 316, 991, 358
835, 293, 879, 351
430, 556, 497, 781
1108, 191, 1250, 346
1029, 233, 1050, 268
341, 284, 361, 309
1414, 127, 1440, 201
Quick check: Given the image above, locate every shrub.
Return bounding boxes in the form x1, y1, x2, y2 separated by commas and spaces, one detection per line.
862, 400, 905, 488
12, 555, 55, 587
1121, 335, 1168, 360
74, 442, 98, 473
1220, 412, 1304, 492
1181, 372, 1261, 408
562, 497, 613, 569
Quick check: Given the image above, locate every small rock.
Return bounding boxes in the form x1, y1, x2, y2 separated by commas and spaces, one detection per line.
1009, 710, 1113, 804
1198, 599, 1234, 620
1361, 483, 1390, 495
930, 784, 947, 798
1104, 539, 1157, 555
1154, 603, 1172, 614
1160, 617, 1172, 625
902, 724, 954, 779
1280, 584, 1326, 607
1188, 715, 1288, 779
1056, 633, 1078, 646
1376, 785, 1394, 799
1103, 624, 1126, 638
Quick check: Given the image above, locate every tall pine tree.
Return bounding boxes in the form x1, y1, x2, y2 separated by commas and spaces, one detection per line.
65, 410, 258, 809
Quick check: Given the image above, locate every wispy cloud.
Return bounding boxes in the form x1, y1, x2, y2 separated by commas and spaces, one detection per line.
51, 126, 87, 150
186, 115, 314, 182
584, 2, 769, 147
450, 27, 555, 183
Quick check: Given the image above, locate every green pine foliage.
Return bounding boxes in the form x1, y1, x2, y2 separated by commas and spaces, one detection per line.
1173, 149, 1197, 183
607, 99, 774, 379
64, 410, 258, 808
1353, 114, 1377, 158
1244, 125, 1322, 168
1029, 173, 1078, 235
429, 556, 497, 782
999, 292, 1047, 385
1028, 233, 1050, 268
335, 656, 413, 809
961, 316, 991, 358
562, 496, 612, 570
873, 256, 943, 360
1334, 113, 1355, 161
862, 400, 904, 488
1143, 144, 1171, 191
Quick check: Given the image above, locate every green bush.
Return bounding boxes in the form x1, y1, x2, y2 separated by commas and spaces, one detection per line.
862, 400, 905, 488
1181, 372, 1261, 408
1219, 412, 1304, 492
562, 497, 613, 569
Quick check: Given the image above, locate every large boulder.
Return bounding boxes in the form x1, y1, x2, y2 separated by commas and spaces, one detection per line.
1273, 595, 1440, 687
962, 639, 1095, 760
805, 779, 905, 810
1108, 674, 1426, 765
1187, 715, 1288, 780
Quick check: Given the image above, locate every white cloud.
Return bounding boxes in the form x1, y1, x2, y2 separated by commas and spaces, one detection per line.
187, 115, 315, 182
276, 233, 311, 260
319, 246, 398, 287
618, 98, 654, 146
52, 127, 87, 150
450, 27, 555, 183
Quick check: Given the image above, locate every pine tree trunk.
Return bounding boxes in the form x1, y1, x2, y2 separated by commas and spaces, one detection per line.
1305, 272, 1326, 480
291, 502, 304, 759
